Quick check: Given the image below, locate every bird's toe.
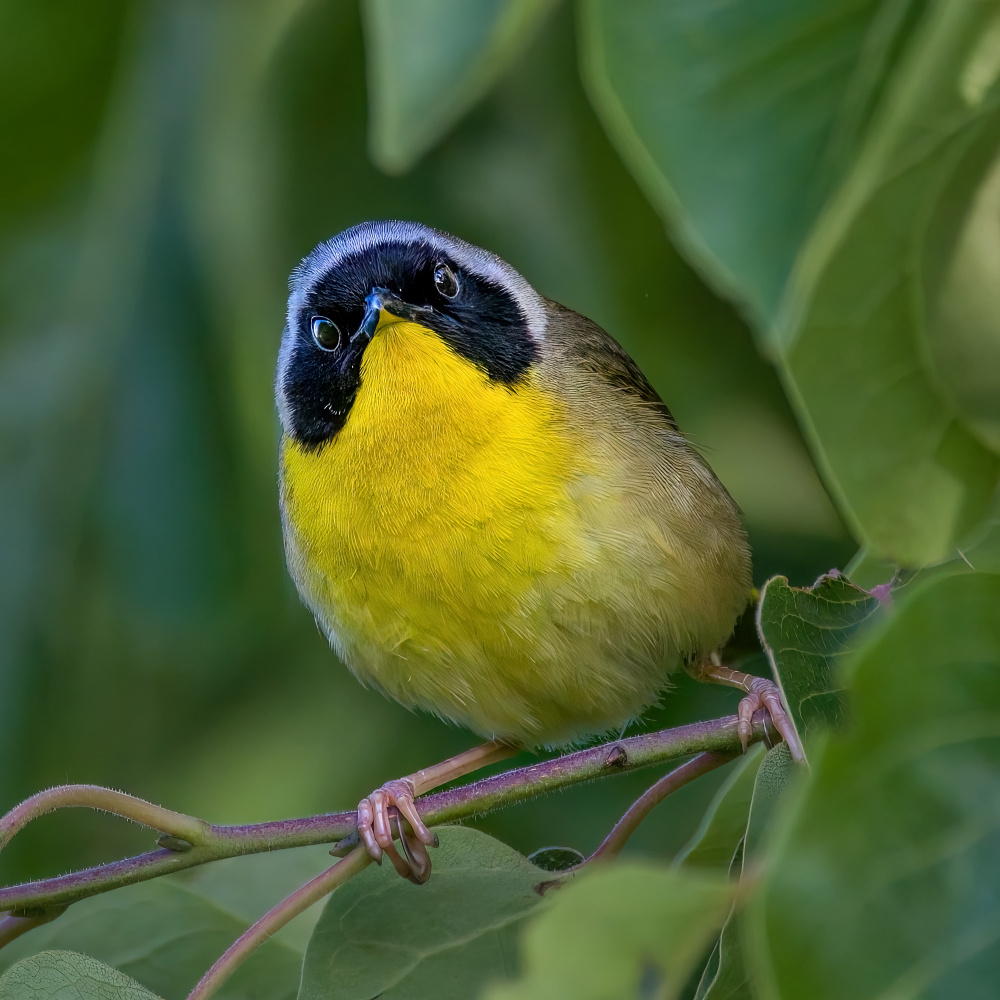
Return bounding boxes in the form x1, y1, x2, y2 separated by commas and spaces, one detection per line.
737, 677, 806, 764
356, 778, 436, 884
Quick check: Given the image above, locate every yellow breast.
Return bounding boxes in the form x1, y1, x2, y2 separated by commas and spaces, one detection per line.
279, 317, 737, 745
280, 319, 601, 733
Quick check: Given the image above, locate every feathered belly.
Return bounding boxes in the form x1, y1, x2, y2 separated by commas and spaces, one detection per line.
281, 445, 685, 744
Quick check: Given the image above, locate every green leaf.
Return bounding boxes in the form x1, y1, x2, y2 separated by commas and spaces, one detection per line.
693, 745, 798, 1000
362, 0, 558, 173
172, 844, 335, 952
0, 875, 302, 1000
774, 0, 1000, 566
674, 743, 765, 871
694, 850, 752, 1000
484, 864, 733, 1000
0, 951, 159, 1000
925, 152, 1000, 453
756, 573, 883, 756
299, 826, 545, 1000
581, 0, 1000, 565
750, 571, 1000, 999
578, 0, 896, 323
742, 744, 798, 861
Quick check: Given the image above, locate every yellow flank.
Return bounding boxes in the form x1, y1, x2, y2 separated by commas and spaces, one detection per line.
280, 316, 742, 745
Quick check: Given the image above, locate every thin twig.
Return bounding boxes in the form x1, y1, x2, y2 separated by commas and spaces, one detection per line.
584, 751, 739, 864
186, 846, 371, 1000
0, 786, 210, 852
0, 910, 62, 948
0, 713, 772, 915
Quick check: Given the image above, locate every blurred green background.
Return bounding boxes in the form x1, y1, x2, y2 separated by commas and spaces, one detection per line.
0, 0, 855, 890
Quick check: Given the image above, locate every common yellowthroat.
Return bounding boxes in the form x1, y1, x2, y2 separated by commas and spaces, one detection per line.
276, 221, 799, 880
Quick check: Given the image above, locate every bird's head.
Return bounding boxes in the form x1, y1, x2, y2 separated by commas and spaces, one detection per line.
276, 221, 548, 447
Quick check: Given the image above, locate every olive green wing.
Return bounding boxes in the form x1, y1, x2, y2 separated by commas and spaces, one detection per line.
540, 298, 678, 429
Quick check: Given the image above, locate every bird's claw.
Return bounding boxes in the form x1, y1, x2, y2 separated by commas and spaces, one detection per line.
357, 778, 439, 884
737, 677, 806, 764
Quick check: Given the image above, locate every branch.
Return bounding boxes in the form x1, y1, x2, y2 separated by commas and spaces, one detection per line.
584, 750, 739, 864
186, 846, 371, 1000
0, 786, 209, 853
0, 713, 771, 916
0, 911, 61, 949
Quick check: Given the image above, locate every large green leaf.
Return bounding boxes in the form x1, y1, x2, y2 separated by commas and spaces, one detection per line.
361, 0, 558, 173
0, 875, 302, 1000
299, 826, 545, 1000
579, 0, 896, 323
775, 0, 1000, 566
756, 573, 883, 756
172, 843, 334, 952
924, 151, 1000, 453
581, 0, 1000, 566
0, 951, 159, 1000
750, 571, 1000, 999
484, 864, 733, 1000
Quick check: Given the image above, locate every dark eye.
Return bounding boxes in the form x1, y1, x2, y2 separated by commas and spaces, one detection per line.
433, 262, 459, 299
311, 316, 342, 351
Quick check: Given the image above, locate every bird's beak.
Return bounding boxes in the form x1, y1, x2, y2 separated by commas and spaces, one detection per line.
355, 287, 433, 343
356, 287, 389, 342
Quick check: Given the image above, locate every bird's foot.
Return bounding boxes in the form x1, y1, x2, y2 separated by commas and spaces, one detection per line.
685, 656, 806, 764
355, 742, 516, 884
357, 778, 438, 884
736, 676, 805, 763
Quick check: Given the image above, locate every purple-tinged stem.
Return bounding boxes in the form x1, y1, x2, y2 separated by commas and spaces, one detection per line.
0, 785, 209, 852
0, 713, 771, 915
0, 910, 61, 948
186, 846, 371, 1000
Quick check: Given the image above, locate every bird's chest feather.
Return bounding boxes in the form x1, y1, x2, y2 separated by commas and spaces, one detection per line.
280, 321, 583, 639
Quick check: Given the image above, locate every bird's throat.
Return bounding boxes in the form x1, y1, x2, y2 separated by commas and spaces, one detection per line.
280, 318, 579, 630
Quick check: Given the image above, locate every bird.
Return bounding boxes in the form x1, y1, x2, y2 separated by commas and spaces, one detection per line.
275, 220, 801, 882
